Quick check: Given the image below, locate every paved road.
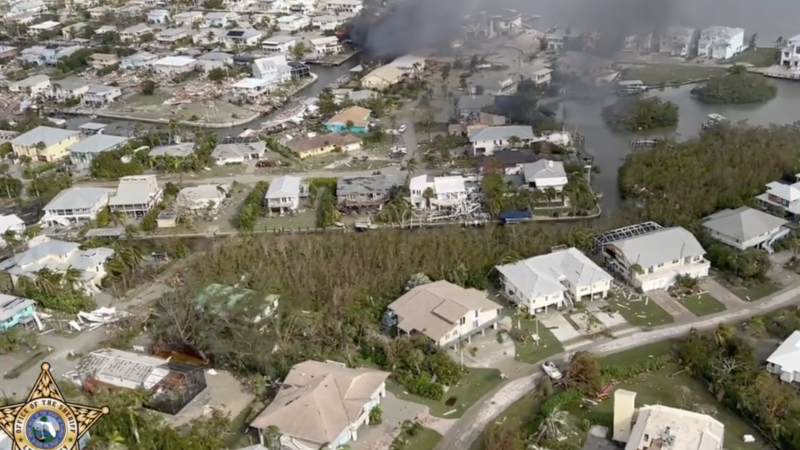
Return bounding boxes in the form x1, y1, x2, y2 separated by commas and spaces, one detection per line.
434, 280, 800, 450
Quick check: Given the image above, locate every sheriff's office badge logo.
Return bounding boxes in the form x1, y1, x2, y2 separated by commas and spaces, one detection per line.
0, 363, 109, 450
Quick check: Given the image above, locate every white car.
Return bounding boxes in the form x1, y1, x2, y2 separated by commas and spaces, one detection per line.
542, 361, 562, 380
398, 124, 407, 133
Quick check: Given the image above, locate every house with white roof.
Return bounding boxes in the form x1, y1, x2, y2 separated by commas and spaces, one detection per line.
0, 215, 25, 245
9, 74, 50, 95
496, 247, 613, 312
602, 226, 709, 292
0, 294, 36, 331
149, 143, 196, 158
205, 12, 239, 28
312, 14, 345, 31
173, 11, 204, 26
82, 85, 122, 108
68, 134, 129, 170
701, 206, 789, 252
249, 360, 389, 450
8, 0, 46, 16
0, 239, 114, 293
697, 26, 745, 59
230, 78, 272, 98
408, 175, 468, 210
264, 175, 301, 213
151, 56, 197, 75
222, 0, 256, 11
177, 184, 229, 214
41, 187, 111, 227
469, 125, 535, 156
193, 28, 227, 45
27, 20, 60, 37
757, 177, 800, 218
197, 52, 233, 72
261, 35, 296, 53
46, 78, 89, 103
766, 330, 800, 383
275, 14, 309, 31
521, 159, 568, 193
156, 28, 190, 43
146, 9, 170, 24
121, 52, 157, 69
780, 34, 800, 69
109, 175, 163, 218
310, 36, 342, 56
325, 0, 362, 13
119, 23, 152, 42
252, 54, 292, 85
211, 142, 266, 165
94, 25, 116, 35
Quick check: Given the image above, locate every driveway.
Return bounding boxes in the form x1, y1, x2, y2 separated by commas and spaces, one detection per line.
646, 289, 693, 320
351, 392, 430, 450
432, 280, 800, 450
699, 278, 747, 308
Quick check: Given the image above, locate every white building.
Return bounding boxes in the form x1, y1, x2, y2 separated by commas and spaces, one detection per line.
41, 187, 110, 227
27, 21, 60, 36
0, 239, 114, 294
780, 34, 800, 69
119, 23, 151, 42
230, 77, 272, 98
173, 11, 204, 26
325, 0, 362, 14
496, 247, 613, 312
46, 79, 89, 103
0, 215, 25, 245
249, 361, 389, 450
252, 54, 293, 84
177, 184, 228, 214
221, 0, 256, 11
223, 28, 262, 47
766, 330, 800, 383
521, 160, 568, 192
310, 36, 342, 56
193, 28, 226, 45
697, 26, 745, 59
756, 177, 800, 217
602, 226, 709, 292
275, 14, 309, 31
701, 206, 789, 252
9, 74, 50, 95
659, 26, 697, 57
408, 175, 467, 210
387, 280, 502, 349
156, 28, 189, 43
210, 142, 266, 165
261, 35, 296, 53
312, 14, 345, 31
264, 175, 301, 213
82, 85, 122, 108
532, 68, 552, 86
151, 56, 197, 75
469, 125, 535, 156
146, 9, 169, 23
109, 175, 163, 218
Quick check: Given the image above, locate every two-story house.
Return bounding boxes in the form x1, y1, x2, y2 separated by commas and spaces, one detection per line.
261, 35, 296, 53
756, 178, 800, 218
119, 23, 152, 42
264, 175, 301, 214
146, 9, 170, 24
0, 239, 114, 294
10, 126, 80, 162
521, 159, 568, 193
766, 330, 800, 383
697, 26, 745, 59
45, 79, 89, 103
408, 175, 468, 210
457, 94, 494, 118
250, 361, 389, 450
623, 32, 655, 53
659, 26, 698, 57
336, 175, 399, 211
275, 14, 310, 31
496, 247, 613, 312
386, 280, 503, 348
0, 294, 36, 331
252, 54, 293, 85
109, 175, 163, 218
325, 0, 363, 13
173, 10, 204, 27
41, 187, 110, 227
469, 125, 535, 156
701, 207, 789, 252
545, 29, 565, 51
602, 226, 709, 292
310, 36, 342, 56
780, 34, 800, 69
82, 85, 122, 108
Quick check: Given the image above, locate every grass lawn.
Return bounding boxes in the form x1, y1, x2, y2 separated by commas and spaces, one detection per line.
677, 293, 727, 316
715, 275, 781, 301
511, 318, 564, 364
396, 427, 442, 450
468, 393, 543, 450
387, 368, 504, 418
605, 292, 674, 328
565, 365, 763, 450
622, 65, 727, 85
725, 48, 780, 67
598, 341, 675, 366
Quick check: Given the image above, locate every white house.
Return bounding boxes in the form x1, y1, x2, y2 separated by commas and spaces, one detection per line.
176, 184, 228, 214
210, 142, 266, 165
780, 34, 800, 69
756, 177, 800, 217
766, 330, 800, 383
521, 160, 568, 192
156, 28, 189, 43
310, 36, 342, 56
193, 28, 226, 45
312, 14, 344, 31
205, 12, 239, 28
151, 56, 197, 75
602, 226, 710, 292
697, 26, 745, 59
41, 187, 110, 227
496, 247, 613, 312
250, 361, 389, 450
701, 207, 789, 252
9, 74, 50, 95
0, 239, 114, 294
224, 28, 262, 47
27, 21, 60, 37
275, 14, 309, 31
261, 35, 296, 53
82, 85, 122, 108
659, 26, 697, 57
146, 9, 170, 23
221, 0, 255, 11
264, 175, 301, 213
119, 23, 151, 42
173, 11, 204, 26
408, 175, 467, 210
387, 280, 502, 348
532, 68, 552, 86
0, 215, 26, 245
252, 54, 293, 84
325, 0, 362, 14
469, 125, 535, 156
230, 77, 272, 98
109, 175, 163, 218
46, 79, 89, 103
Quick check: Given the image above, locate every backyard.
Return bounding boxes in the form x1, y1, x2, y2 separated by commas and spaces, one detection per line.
387, 368, 504, 418
677, 293, 727, 316
715, 274, 780, 301
621, 64, 727, 85
605, 291, 674, 328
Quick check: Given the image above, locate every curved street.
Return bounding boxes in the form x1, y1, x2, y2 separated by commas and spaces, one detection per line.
433, 280, 800, 450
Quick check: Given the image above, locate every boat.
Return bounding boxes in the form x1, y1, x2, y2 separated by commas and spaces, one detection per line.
701, 113, 728, 130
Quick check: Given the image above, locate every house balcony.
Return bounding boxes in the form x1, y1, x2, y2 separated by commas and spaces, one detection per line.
632, 259, 711, 286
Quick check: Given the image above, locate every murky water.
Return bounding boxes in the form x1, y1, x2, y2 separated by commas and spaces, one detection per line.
561, 80, 800, 213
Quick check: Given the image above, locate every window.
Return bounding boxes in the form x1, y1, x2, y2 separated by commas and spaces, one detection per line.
459, 317, 465, 325
672, 259, 679, 264
474, 311, 479, 318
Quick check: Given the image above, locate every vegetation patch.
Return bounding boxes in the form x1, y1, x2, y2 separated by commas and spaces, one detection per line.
390, 422, 442, 450
601, 97, 679, 132
621, 65, 727, 85
604, 292, 674, 328
691, 66, 777, 104
718, 276, 780, 301
677, 293, 727, 316
724, 47, 780, 67
510, 318, 564, 364
387, 368, 504, 418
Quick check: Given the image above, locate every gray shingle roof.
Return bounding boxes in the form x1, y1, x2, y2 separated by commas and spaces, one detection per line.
11, 126, 79, 147
609, 227, 706, 269
469, 125, 534, 142
336, 175, 400, 196
702, 207, 788, 243
68, 134, 129, 155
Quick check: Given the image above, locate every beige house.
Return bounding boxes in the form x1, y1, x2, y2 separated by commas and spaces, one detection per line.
285, 133, 362, 159
361, 65, 406, 89
387, 280, 502, 348
10, 126, 81, 162
88, 53, 119, 69
250, 360, 390, 450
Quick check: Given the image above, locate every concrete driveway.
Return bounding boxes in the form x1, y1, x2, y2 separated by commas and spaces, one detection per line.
646, 289, 693, 320
350, 392, 425, 450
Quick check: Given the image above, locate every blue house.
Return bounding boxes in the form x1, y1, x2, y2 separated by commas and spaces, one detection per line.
325, 106, 372, 134
0, 294, 36, 331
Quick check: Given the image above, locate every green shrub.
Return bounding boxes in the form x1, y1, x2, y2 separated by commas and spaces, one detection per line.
691, 67, 777, 104
601, 97, 679, 131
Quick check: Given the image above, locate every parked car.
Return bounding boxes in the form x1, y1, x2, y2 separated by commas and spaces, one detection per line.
542, 361, 562, 380
399, 124, 407, 133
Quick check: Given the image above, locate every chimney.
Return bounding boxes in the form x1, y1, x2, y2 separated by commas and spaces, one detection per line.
613, 389, 637, 443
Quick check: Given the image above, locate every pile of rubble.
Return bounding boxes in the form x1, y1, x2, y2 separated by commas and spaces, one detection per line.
167, 79, 232, 105
34, 306, 129, 334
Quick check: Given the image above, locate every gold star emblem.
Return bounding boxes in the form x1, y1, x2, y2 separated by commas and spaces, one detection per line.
0, 363, 109, 450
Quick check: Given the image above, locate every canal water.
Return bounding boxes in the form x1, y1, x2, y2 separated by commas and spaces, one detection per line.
562, 80, 800, 213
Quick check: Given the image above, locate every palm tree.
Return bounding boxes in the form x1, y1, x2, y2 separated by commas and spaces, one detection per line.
567, 226, 594, 253
422, 187, 434, 209
508, 136, 521, 148
63, 266, 82, 289
544, 187, 558, 205
629, 263, 644, 287
405, 157, 417, 175
536, 406, 569, 443
0, 163, 12, 198
3, 230, 18, 256
264, 425, 281, 450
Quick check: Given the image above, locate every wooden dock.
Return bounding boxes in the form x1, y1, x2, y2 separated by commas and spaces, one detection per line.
753, 65, 800, 80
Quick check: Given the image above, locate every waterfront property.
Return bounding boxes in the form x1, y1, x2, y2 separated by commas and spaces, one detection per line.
230, 78, 272, 99
780, 34, 800, 69
408, 175, 468, 210
249, 360, 389, 450
756, 176, 800, 218
261, 34, 297, 53
336, 175, 400, 211
601, 225, 709, 292
194, 283, 279, 322
766, 330, 800, 383
151, 56, 197, 76
496, 247, 613, 312
0, 239, 114, 293
697, 26, 745, 59
386, 280, 502, 349
109, 175, 163, 219
41, 187, 111, 227
68, 134, 129, 169
360, 65, 406, 89
264, 176, 301, 214
310, 36, 343, 56
10, 126, 80, 162
284, 132, 361, 159
521, 159, 568, 193
9, 74, 50, 95
82, 85, 122, 108
45, 78, 89, 103
469, 125, 534, 156
252, 54, 293, 85
325, 106, 372, 133
701, 207, 789, 252
0, 294, 36, 331
659, 25, 698, 57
